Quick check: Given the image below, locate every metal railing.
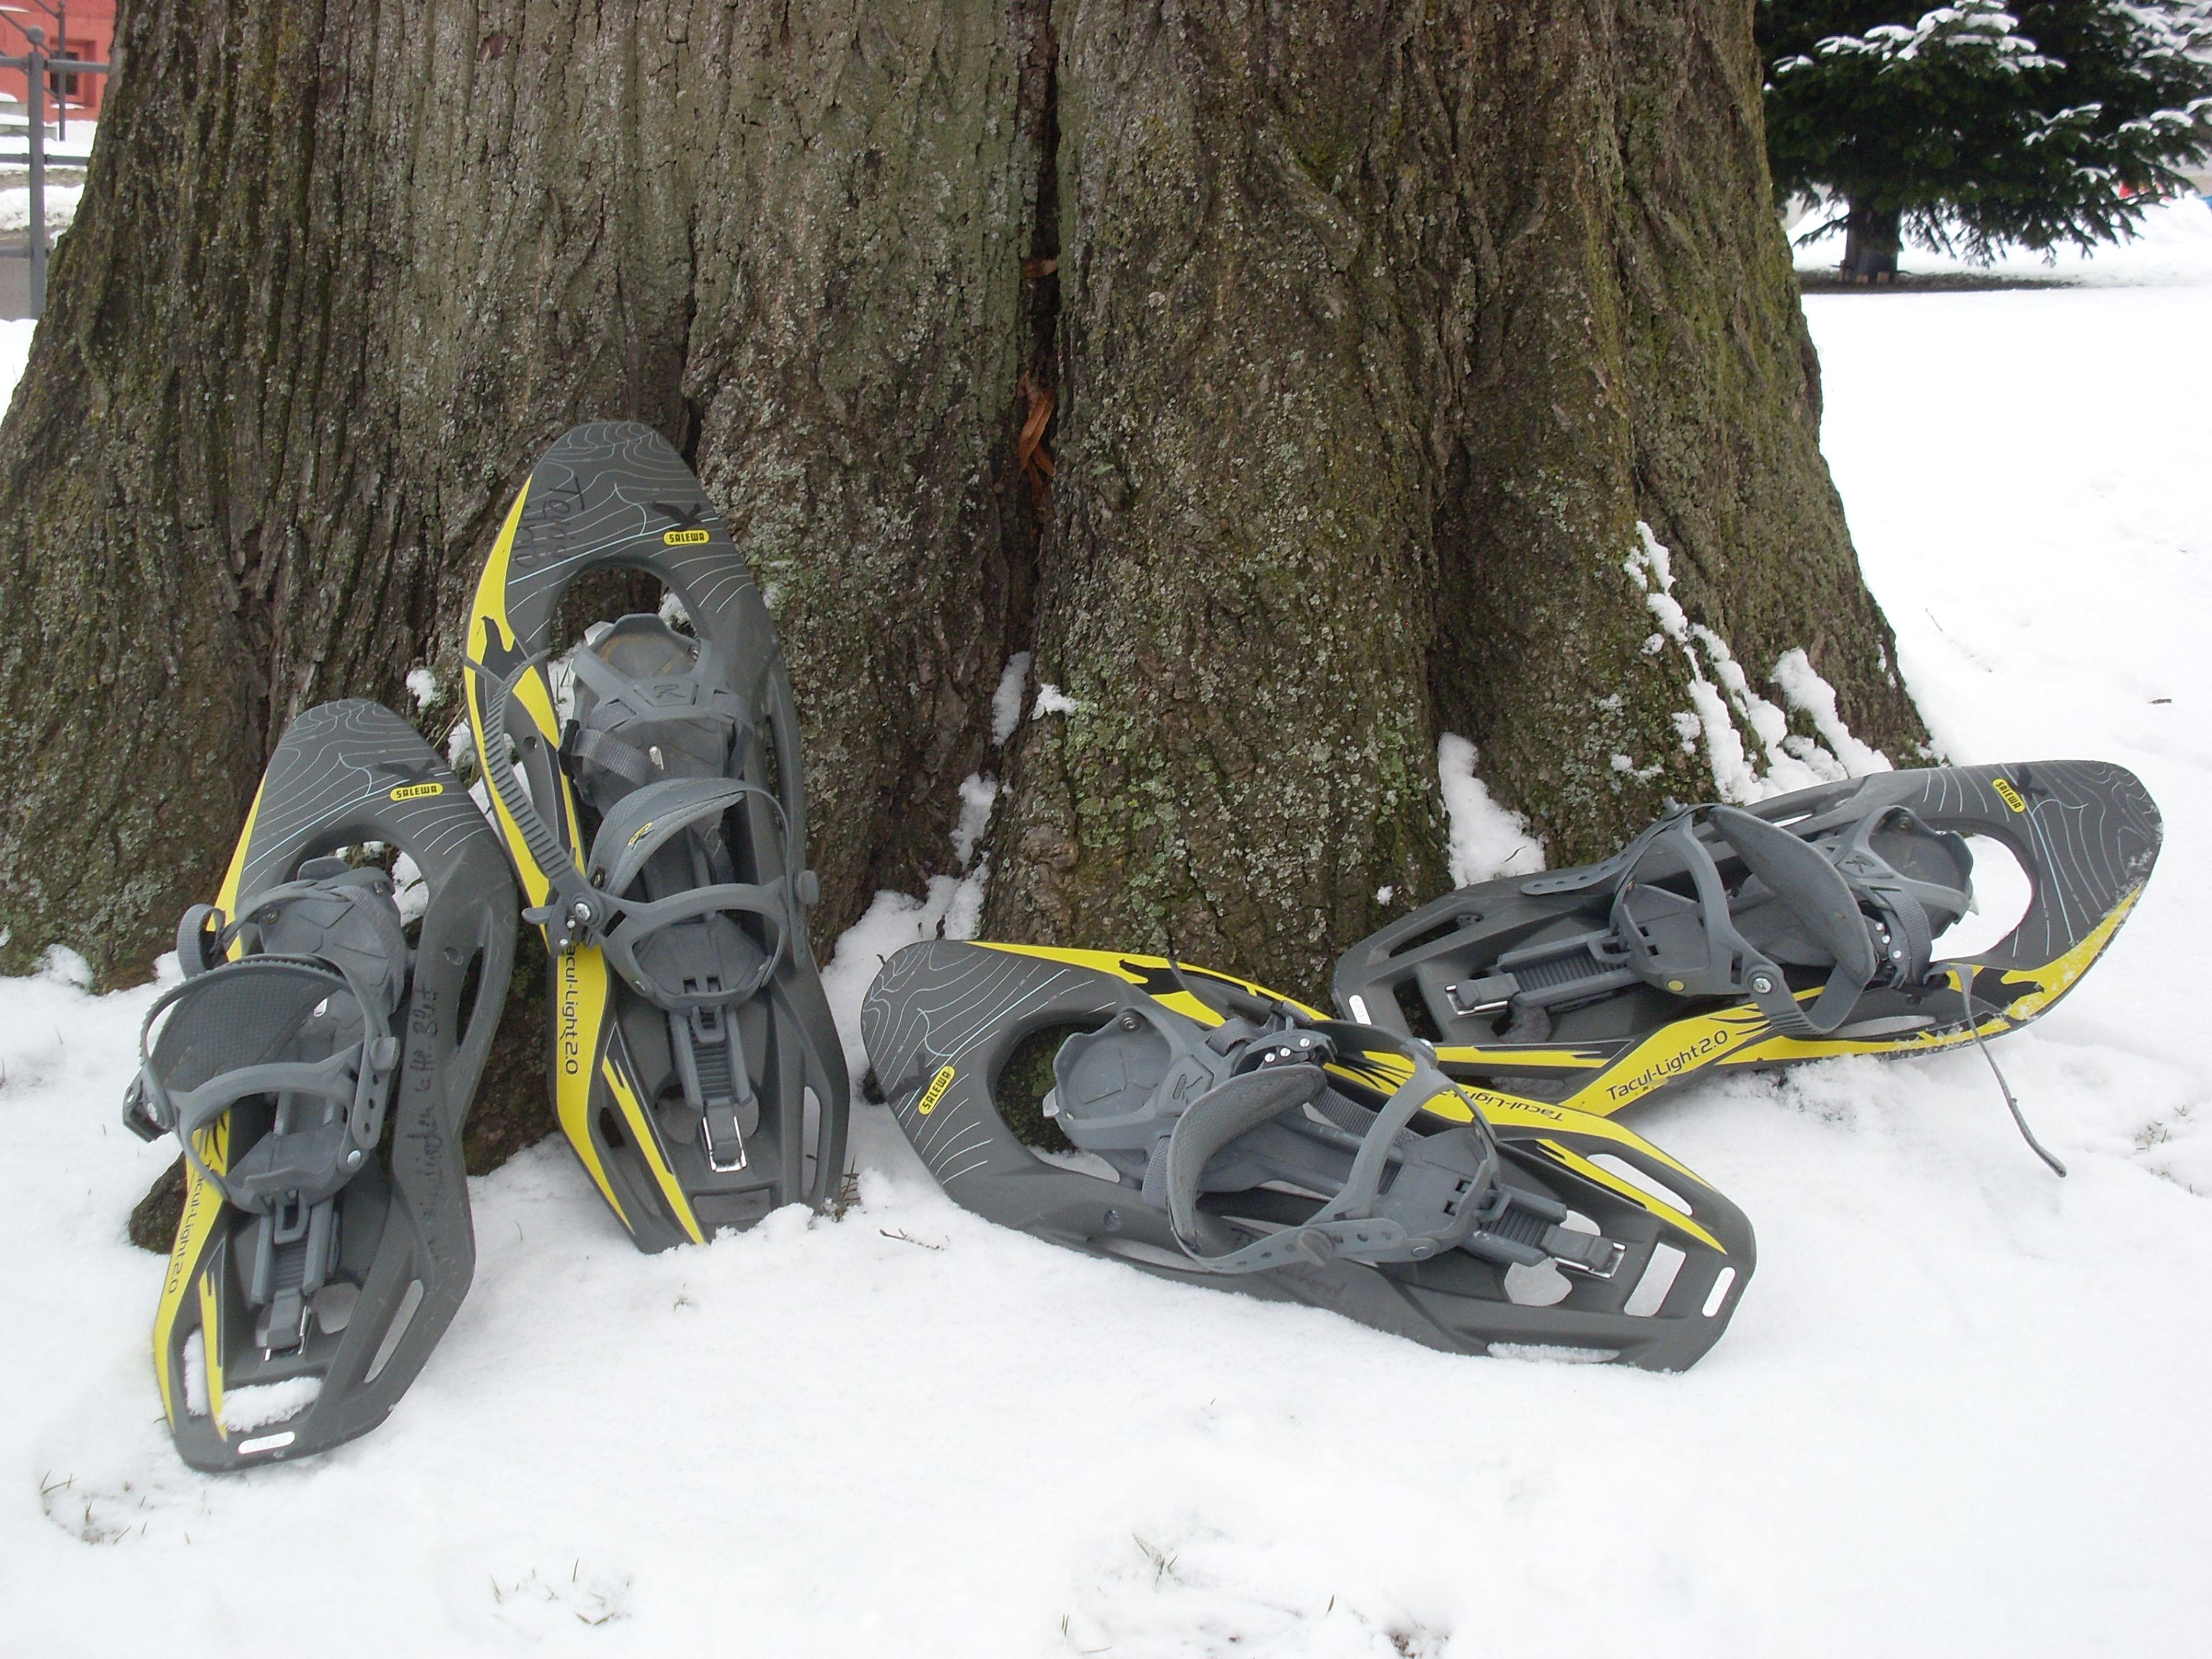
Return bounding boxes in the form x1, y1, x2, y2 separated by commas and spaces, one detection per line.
1, 24, 107, 315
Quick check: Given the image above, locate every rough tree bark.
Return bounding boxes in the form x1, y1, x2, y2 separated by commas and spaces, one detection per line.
0, 0, 1924, 1021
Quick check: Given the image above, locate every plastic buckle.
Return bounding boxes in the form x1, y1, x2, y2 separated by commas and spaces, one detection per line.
122, 1074, 167, 1143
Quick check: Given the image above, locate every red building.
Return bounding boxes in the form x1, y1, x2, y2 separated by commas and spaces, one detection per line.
0, 1, 115, 122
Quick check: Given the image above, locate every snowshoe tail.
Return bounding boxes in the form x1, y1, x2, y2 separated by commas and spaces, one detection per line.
862, 941, 1753, 1371
461, 421, 847, 1250
1333, 761, 2160, 1118
126, 701, 516, 1472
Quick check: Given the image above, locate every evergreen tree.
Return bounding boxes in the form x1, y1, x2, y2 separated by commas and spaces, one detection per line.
1760, 1, 2212, 279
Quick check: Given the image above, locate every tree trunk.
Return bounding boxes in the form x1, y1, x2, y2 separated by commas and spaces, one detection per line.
0, 0, 1926, 1016
1842, 201, 1903, 282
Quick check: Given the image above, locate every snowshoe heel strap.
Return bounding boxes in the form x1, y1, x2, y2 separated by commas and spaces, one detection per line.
584, 777, 797, 1012
1614, 808, 1879, 1039
1165, 1057, 1506, 1274
132, 956, 403, 1212
1165, 1065, 1328, 1256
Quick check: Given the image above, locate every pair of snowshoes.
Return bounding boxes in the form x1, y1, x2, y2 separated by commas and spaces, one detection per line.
859, 765, 2158, 1373
127, 425, 847, 1470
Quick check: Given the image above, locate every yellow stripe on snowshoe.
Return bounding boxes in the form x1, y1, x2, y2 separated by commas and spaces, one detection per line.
152, 792, 265, 1427
1531, 1138, 1724, 1253
601, 1053, 704, 1246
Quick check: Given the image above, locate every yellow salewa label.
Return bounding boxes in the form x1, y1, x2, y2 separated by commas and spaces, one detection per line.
388, 781, 445, 801
916, 1065, 958, 1116
1992, 778, 2028, 813
628, 819, 657, 848
664, 528, 710, 545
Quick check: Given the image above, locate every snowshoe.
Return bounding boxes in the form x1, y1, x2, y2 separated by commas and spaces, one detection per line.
1333, 762, 2160, 1123
123, 701, 516, 1471
462, 421, 847, 1251
863, 942, 1753, 1370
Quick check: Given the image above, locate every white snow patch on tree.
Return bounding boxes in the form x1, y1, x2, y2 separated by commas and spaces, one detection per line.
1773, 648, 1893, 776
990, 652, 1032, 745
1437, 735, 1546, 884
1627, 522, 1891, 800
950, 773, 999, 868
36, 945, 91, 988
1032, 682, 1084, 719
405, 666, 440, 709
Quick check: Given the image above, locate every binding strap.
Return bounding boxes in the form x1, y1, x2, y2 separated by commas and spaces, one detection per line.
584, 775, 799, 1012
1164, 1050, 1506, 1274
1611, 806, 1878, 1038
126, 954, 401, 1212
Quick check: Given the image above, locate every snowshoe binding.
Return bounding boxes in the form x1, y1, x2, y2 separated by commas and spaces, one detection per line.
123, 701, 516, 1471
863, 942, 1753, 1370
462, 421, 848, 1251
1333, 762, 2160, 1132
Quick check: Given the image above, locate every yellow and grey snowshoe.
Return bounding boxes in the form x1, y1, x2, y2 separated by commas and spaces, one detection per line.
1333, 762, 2159, 1142
863, 942, 1753, 1370
123, 701, 516, 1471
462, 422, 847, 1250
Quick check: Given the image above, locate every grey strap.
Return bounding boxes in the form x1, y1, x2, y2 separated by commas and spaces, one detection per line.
1708, 806, 1876, 1037
564, 640, 647, 709
1613, 807, 1879, 1039
1165, 1066, 1326, 1254
1164, 1058, 1479, 1274
131, 955, 401, 1212
567, 724, 661, 791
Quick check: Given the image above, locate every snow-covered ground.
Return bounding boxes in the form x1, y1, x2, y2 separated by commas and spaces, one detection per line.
4, 199, 2211, 1655
0, 181, 84, 238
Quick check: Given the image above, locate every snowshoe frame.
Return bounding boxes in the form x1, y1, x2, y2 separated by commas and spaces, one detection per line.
863, 941, 1755, 1371
125, 701, 516, 1472
1334, 761, 2160, 1120
462, 422, 847, 1251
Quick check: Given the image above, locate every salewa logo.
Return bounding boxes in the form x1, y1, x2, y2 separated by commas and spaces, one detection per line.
915, 1065, 958, 1116
388, 781, 445, 801
628, 819, 656, 847
663, 528, 710, 546
1993, 778, 2028, 814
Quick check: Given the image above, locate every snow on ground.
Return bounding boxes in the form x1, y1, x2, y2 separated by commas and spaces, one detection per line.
0, 181, 84, 236
4, 207, 2212, 1655
0, 315, 35, 406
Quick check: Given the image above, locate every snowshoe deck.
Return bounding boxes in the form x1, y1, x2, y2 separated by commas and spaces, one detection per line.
863, 941, 1753, 1371
1333, 761, 2160, 1118
125, 701, 516, 1471
462, 422, 846, 1251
